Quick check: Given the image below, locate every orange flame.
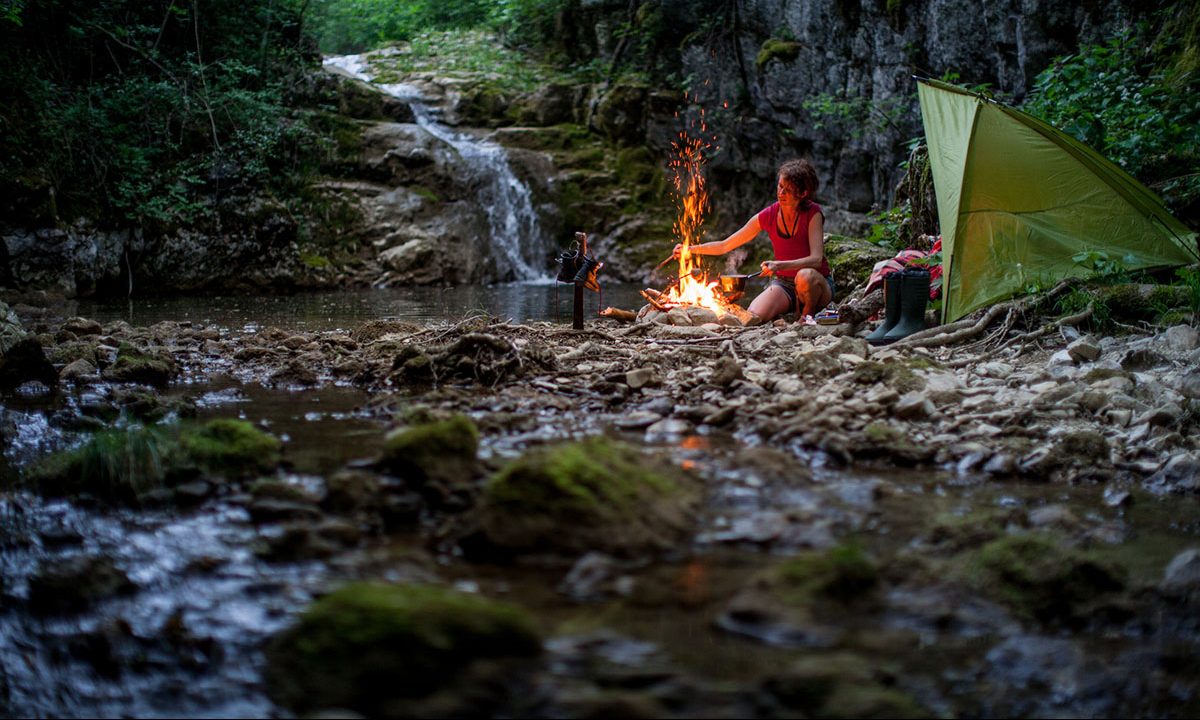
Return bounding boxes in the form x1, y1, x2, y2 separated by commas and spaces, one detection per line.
664, 93, 727, 314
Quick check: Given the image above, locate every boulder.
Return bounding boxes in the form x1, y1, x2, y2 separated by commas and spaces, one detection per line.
264, 583, 542, 717
180, 419, 282, 477
1162, 324, 1200, 353
379, 415, 479, 494
591, 83, 648, 144
1160, 548, 1200, 597
962, 533, 1125, 624
0, 301, 57, 390
101, 342, 177, 387
1146, 452, 1200, 494
27, 555, 135, 614
468, 437, 700, 558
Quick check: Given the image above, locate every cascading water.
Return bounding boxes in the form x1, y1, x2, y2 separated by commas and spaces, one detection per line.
323, 54, 551, 283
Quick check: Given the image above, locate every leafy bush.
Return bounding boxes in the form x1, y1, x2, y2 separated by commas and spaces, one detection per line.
1023, 22, 1200, 220
305, 0, 495, 54
0, 0, 327, 228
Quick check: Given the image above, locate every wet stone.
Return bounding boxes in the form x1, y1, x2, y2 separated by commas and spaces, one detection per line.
1160, 548, 1200, 597
614, 410, 661, 429
27, 555, 136, 615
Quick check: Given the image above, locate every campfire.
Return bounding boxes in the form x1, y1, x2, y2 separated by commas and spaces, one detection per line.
637, 97, 755, 328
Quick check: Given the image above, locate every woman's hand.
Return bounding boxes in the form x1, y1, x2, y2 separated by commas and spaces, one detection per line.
672, 243, 684, 259
760, 260, 779, 276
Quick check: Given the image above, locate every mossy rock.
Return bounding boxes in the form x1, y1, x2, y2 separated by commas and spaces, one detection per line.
857, 421, 933, 464
766, 652, 926, 718
926, 508, 1020, 552
24, 425, 192, 504
180, 419, 281, 477
824, 235, 893, 295
45, 340, 99, 367
593, 83, 648, 145
379, 414, 479, 490
850, 361, 924, 393
775, 543, 880, 606
756, 38, 802, 70
264, 582, 542, 717
962, 533, 1126, 624
101, 343, 177, 387
471, 436, 700, 558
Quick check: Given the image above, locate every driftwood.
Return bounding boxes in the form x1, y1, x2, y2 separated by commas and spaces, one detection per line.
599, 307, 637, 322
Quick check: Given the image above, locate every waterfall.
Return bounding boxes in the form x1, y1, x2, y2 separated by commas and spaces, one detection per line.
323, 54, 551, 283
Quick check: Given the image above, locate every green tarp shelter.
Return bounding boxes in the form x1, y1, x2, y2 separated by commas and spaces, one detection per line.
917, 78, 1199, 323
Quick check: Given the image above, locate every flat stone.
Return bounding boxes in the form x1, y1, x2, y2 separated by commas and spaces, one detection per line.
614, 411, 662, 429
645, 418, 692, 436
1048, 349, 1075, 367
625, 368, 662, 389
1180, 372, 1200, 400
1102, 486, 1133, 507
1146, 452, 1200, 494
1161, 548, 1200, 594
893, 392, 933, 420
1163, 324, 1200, 353
685, 306, 719, 325
1027, 504, 1079, 529
1133, 404, 1181, 427
983, 453, 1018, 475
976, 362, 1015, 378
1066, 337, 1102, 362
59, 358, 97, 381
665, 308, 693, 326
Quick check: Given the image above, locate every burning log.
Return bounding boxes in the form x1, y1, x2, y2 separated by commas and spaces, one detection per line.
640, 289, 670, 312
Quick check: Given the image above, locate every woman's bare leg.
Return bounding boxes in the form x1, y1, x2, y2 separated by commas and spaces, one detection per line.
794, 268, 832, 318
747, 284, 794, 323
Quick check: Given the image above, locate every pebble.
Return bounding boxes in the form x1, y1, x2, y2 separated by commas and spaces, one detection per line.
1161, 548, 1200, 595
615, 411, 662, 429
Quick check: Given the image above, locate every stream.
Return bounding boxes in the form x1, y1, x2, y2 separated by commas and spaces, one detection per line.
2, 288, 1200, 718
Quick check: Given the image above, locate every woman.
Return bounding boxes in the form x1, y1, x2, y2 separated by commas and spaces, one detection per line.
675, 159, 833, 323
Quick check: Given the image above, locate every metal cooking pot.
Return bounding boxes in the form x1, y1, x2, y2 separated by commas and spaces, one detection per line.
718, 270, 763, 295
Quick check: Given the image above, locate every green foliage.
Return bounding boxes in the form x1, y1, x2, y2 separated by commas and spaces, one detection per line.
305, 0, 495, 54
865, 203, 912, 252
26, 425, 180, 503
1024, 23, 1200, 217
0, 0, 329, 228
1174, 265, 1200, 318
1070, 249, 1134, 282
802, 90, 906, 139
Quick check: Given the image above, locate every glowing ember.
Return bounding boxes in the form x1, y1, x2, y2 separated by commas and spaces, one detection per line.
664, 94, 729, 315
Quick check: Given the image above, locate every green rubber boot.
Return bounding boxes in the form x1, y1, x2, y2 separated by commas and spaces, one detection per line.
866, 275, 901, 345
882, 267, 930, 343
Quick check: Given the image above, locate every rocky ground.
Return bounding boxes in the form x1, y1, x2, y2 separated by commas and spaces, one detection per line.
3, 294, 1200, 717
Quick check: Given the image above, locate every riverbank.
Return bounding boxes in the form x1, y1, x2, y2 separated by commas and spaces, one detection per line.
2, 298, 1200, 717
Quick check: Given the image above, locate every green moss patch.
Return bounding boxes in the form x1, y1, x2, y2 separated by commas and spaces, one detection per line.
264, 582, 541, 716
380, 414, 479, 489
101, 343, 177, 387
756, 39, 802, 70
180, 419, 281, 477
764, 650, 927, 717
475, 436, 700, 557
776, 543, 880, 606
961, 533, 1126, 624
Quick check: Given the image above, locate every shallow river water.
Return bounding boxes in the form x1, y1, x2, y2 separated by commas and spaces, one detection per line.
3, 286, 1200, 718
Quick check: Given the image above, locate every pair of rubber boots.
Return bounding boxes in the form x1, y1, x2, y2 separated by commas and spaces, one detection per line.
866, 267, 930, 345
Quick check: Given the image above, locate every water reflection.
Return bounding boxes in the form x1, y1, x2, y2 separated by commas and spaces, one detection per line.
74, 283, 649, 332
